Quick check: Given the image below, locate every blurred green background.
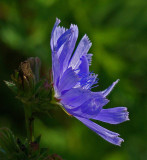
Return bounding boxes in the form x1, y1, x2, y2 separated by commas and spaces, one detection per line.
0, 0, 147, 159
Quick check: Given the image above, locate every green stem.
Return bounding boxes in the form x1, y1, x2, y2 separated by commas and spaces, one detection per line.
24, 104, 34, 143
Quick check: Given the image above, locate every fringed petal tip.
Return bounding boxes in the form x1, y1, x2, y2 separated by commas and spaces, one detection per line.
107, 133, 124, 146
56, 18, 61, 24
86, 54, 93, 66
116, 137, 124, 146
112, 79, 120, 87
117, 107, 130, 122
93, 107, 129, 124
123, 107, 130, 121
75, 116, 125, 146
84, 34, 92, 47
70, 24, 78, 31
115, 79, 120, 83
102, 79, 120, 97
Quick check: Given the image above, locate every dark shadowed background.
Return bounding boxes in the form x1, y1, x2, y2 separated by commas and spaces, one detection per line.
0, 0, 147, 160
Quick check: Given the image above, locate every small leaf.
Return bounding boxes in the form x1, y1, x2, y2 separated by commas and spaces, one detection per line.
4, 81, 17, 93
0, 128, 19, 153
0, 128, 27, 160
4, 81, 15, 87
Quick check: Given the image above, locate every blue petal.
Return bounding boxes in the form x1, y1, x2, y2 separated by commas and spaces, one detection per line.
58, 67, 79, 92
66, 97, 109, 119
75, 116, 124, 146
52, 52, 60, 91
102, 79, 119, 97
52, 27, 66, 55
60, 88, 91, 109
92, 107, 129, 124
62, 24, 78, 73
56, 28, 73, 52
80, 97, 109, 115
86, 53, 93, 66
59, 25, 79, 74
78, 56, 89, 75
50, 18, 61, 51
69, 34, 92, 69
63, 91, 108, 118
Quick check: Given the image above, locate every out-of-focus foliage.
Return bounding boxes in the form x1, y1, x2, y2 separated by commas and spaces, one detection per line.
0, 0, 147, 160
0, 128, 63, 160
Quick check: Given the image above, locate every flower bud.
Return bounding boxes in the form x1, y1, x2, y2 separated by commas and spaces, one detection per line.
5, 57, 57, 114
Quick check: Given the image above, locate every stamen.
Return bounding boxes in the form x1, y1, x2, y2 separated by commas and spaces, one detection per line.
77, 72, 99, 90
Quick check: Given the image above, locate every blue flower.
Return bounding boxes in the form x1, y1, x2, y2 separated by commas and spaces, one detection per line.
50, 18, 129, 146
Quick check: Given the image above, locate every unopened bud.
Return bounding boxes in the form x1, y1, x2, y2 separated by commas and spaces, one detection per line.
18, 60, 34, 90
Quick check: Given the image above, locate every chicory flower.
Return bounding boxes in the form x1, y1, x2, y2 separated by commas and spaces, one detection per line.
50, 18, 129, 146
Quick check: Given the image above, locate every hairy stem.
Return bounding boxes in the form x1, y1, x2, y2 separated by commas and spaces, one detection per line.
24, 105, 34, 143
